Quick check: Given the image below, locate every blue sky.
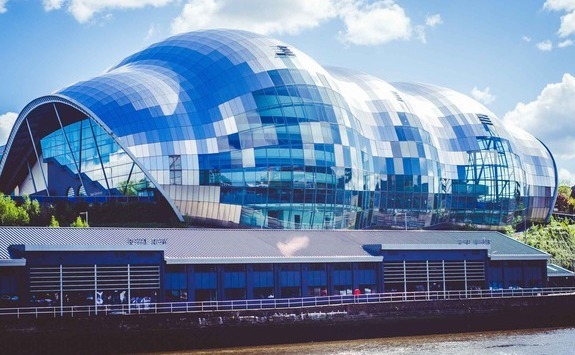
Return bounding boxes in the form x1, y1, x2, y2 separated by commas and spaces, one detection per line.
1, 0, 574, 183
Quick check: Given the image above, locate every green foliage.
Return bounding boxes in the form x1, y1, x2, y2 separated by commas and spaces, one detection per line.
521, 217, 575, 271
555, 193, 569, 212
119, 180, 137, 196
49, 215, 60, 227
70, 216, 88, 227
555, 184, 575, 213
0, 194, 30, 226
558, 185, 572, 196
118, 178, 152, 197
22, 195, 41, 224
504, 225, 515, 236
0, 193, 180, 227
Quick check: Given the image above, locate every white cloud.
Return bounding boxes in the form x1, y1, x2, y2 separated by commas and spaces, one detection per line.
144, 23, 160, 43
471, 86, 495, 105
172, 0, 337, 36
0, 112, 17, 146
536, 40, 553, 51
544, 0, 575, 37
558, 38, 574, 47
42, 0, 174, 23
43, 0, 64, 11
414, 25, 426, 44
544, 0, 575, 11
338, 1, 412, 45
414, 13, 443, 44
425, 13, 442, 27
0, 0, 7, 13
559, 168, 575, 185
172, 0, 435, 46
34, 1, 440, 47
503, 73, 575, 183
522, 35, 532, 42
559, 11, 575, 37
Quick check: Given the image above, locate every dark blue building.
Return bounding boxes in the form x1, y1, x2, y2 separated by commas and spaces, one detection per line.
0, 228, 571, 308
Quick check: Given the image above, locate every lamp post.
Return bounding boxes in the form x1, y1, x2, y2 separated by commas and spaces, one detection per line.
79, 211, 89, 226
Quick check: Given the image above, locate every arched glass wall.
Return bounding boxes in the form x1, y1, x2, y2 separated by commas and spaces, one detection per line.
40, 118, 154, 198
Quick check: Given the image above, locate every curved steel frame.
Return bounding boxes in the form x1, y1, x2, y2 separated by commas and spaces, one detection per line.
538, 138, 560, 222
0, 94, 184, 222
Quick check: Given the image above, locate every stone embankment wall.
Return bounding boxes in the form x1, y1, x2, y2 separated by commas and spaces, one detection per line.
2, 294, 575, 354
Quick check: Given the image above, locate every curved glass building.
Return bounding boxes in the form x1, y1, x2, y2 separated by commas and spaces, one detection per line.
0, 29, 557, 229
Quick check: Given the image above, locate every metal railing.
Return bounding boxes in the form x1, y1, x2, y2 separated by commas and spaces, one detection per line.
1, 286, 574, 319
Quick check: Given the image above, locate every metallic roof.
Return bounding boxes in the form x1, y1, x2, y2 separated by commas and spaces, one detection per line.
547, 263, 575, 277
0, 227, 549, 264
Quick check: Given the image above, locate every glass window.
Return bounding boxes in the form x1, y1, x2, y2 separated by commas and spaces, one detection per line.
169, 155, 182, 170
169, 155, 182, 185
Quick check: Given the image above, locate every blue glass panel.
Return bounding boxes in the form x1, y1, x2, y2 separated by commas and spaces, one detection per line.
0, 28, 549, 231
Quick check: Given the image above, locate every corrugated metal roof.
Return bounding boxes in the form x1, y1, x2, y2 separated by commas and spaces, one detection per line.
547, 263, 575, 277
0, 227, 549, 264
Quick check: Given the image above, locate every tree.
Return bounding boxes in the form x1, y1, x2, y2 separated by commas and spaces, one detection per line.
0, 194, 30, 226
49, 215, 60, 227
569, 197, 575, 214
22, 195, 41, 225
520, 217, 575, 271
70, 216, 89, 227
554, 184, 575, 213
119, 180, 138, 196
555, 192, 570, 212
558, 185, 572, 196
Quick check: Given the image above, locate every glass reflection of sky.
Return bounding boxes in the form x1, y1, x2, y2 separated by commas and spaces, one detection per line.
41, 119, 152, 196
12, 29, 555, 229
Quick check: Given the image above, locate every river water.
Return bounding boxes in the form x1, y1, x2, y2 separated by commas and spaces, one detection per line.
176, 327, 575, 355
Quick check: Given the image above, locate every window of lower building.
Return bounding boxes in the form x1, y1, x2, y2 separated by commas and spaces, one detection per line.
279, 264, 300, 289
253, 264, 272, 272
303, 263, 326, 296
224, 288, 246, 300
333, 285, 352, 295
195, 289, 217, 302
165, 265, 187, 301
194, 267, 216, 290
308, 287, 327, 297
332, 263, 352, 294
356, 263, 376, 294
28, 264, 160, 306
223, 271, 246, 289
254, 286, 274, 299
280, 286, 300, 298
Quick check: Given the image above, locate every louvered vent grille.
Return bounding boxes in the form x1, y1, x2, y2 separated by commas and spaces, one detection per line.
29, 265, 160, 293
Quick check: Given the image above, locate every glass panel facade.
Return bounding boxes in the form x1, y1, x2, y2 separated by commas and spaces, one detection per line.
39, 118, 156, 198
0, 29, 557, 229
